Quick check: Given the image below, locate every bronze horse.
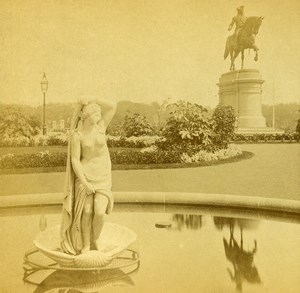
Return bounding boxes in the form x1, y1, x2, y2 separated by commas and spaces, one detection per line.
224, 16, 264, 71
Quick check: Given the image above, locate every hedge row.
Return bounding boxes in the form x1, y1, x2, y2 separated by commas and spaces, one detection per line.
1, 132, 298, 149
0, 149, 182, 169
110, 149, 181, 165
0, 134, 68, 147
0, 134, 160, 148
0, 146, 243, 169
107, 135, 160, 148
0, 152, 67, 169
232, 132, 299, 142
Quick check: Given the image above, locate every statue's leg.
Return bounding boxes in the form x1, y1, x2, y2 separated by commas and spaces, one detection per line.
230, 37, 236, 71
92, 191, 109, 249
253, 44, 259, 62
232, 50, 240, 71
241, 50, 245, 70
229, 47, 235, 71
81, 194, 94, 253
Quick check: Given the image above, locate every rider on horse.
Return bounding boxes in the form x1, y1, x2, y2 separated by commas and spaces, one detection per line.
228, 6, 248, 46
224, 6, 263, 71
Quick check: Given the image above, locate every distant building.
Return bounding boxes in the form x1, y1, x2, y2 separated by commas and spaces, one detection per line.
52, 121, 57, 130
59, 119, 65, 130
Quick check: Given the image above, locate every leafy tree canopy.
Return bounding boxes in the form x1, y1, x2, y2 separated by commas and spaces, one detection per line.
122, 111, 154, 137
161, 101, 213, 150
0, 105, 41, 138
212, 104, 236, 148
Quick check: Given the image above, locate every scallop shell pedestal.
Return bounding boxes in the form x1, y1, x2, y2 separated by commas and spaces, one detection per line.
34, 223, 137, 268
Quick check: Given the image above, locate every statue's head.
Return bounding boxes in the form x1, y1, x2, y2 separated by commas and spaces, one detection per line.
236, 6, 244, 14
80, 103, 102, 123
253, 16, 264, 35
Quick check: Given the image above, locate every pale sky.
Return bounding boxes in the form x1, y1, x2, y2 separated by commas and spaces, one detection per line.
0, 0, 300, 107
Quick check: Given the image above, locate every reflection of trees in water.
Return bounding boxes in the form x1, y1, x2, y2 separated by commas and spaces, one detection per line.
214, 217, 261, 292
172, 214, 202, 231
214, 216, 259, 232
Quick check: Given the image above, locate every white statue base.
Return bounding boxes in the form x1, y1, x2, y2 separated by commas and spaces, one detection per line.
34, 223, 137, 268
217, 69, 268, 131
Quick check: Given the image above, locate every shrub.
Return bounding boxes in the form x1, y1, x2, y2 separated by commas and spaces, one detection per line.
161, 101, 213, 151
31, 135, 49, 146
0, 106, 41, 138
106, 136, 127, 148
0, 136, 31, 147
211, 105, 236, 148
46, 132, 68, 146
122, 112, 154, 137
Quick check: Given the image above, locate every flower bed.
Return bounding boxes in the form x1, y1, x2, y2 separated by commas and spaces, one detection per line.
180, 144, 242, 163
0, 144, 244, 169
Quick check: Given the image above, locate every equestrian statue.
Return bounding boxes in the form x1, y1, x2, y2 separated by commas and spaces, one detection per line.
224, 6, 264, 71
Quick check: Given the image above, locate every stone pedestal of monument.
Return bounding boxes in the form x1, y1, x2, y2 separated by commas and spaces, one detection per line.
217, 69, 268, 132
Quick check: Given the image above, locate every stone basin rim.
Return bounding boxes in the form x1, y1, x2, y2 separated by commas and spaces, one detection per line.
0, 191, 299, 215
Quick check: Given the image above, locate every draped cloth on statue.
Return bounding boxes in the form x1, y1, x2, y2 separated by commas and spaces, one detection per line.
60, 104, 114, 255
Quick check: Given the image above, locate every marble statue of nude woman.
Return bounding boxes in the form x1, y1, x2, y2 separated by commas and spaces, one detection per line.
60, 98, 116, 255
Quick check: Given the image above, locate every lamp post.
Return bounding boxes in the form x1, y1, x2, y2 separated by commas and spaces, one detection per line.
40, 73, 48, 135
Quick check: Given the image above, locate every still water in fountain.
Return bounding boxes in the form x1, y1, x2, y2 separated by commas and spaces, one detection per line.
0, 204, 300, 293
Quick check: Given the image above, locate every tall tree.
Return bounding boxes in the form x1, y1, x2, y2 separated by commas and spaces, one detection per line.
0, 105, 41, 138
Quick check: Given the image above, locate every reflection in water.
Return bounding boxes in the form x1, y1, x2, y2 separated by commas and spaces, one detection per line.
214, 217, 261, 292
23, 265, 138, 293
39, 215, 47, 232
172, 214, 202, 231
214, 216, 260, 231
3, 208, 297, 293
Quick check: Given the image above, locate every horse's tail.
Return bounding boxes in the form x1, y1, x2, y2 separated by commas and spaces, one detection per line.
224, 38, 229, 60
224, 45, 229, 60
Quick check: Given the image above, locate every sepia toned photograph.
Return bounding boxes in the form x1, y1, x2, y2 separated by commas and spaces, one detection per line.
0, 0, 299, 292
